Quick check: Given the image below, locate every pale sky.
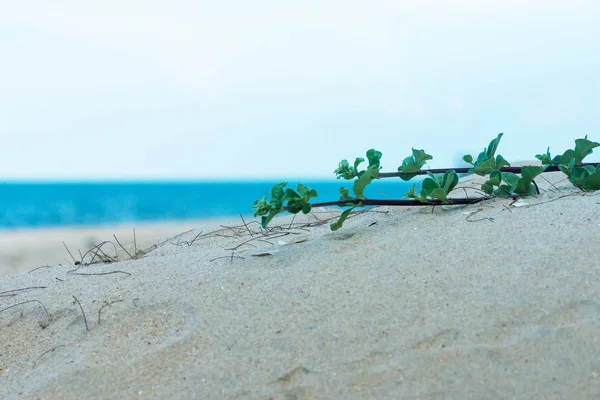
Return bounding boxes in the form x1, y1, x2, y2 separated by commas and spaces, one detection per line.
1, 0, 599, 180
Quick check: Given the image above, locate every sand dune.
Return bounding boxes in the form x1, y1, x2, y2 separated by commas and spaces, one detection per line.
2, 170, 600, 399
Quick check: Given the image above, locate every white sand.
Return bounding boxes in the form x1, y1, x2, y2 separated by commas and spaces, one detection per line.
2, 170, 600, 399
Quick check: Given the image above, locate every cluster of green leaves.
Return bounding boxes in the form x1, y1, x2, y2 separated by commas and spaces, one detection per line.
405, 171, 459, 203
463, 133, 510, 176
536, 136, 600, 190
252, 183, 318, 228
331, 149, 382, 230
334, 149, 382, 197
481, 166, 544, 196
461, 132, 543, 196
397, 148, 433, 181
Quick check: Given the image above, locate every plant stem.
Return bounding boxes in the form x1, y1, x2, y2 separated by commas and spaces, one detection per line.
378, 163, 599, 179
295, 197, 494, 210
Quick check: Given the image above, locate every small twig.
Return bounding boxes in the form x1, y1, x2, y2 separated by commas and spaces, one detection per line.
532, 179, 540, 195
209, 255, 244, 262
97, 299, 124, 325
226, 233, 291, 251
158, 229, 195, 247
79, 241, 118, 265
0, 300, 49, 321
539, 174, 561, 192
511, 192, 581, 208
240, 214, 254, 236
288, 213, 297, 229
35, 345, 66, 365
179, 231, 204, 247
29, 265, 53, 274
113, 235, 134, 260
68, 270, 131, 277
0, 286, 48, 297
72, 296, 89, 332
465, 208, 492, 222
133, 229, 137, 257
63, 242, 78, 264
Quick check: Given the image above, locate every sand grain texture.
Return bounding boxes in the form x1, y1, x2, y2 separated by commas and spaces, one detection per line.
1, 171, 600, 399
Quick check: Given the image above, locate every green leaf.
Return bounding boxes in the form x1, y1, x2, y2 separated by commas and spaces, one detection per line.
486, 133, 503, 158
354, 157, 365, 170
335, 158, 363, 180
558, 163, 572, 176
495, 155, 510, 170
568, 164, 600, 190
405, 184, 418, 198
428, 187, 447, 203
481, 170, 504, 195
331, 207, 355, 231
252, 182, 318, 227
558, 149, 576, 166
284, 188, 301, 200
296, 184, 318, 201
421, 174, 440, 194
512, 166, 544, 195
352, 167, 379, 198
583, 168, 600, 190
520, 166, 544, 181
441, 170, 459, 193
253, 182, 289, 227
335, 150, 381, 181
271, 182, 287, 202
301, 203, 311, 213
338, 186, 356, 205
463, 154, 473, 164
285, 184, 318, 214
489, 170, 503, 185
413, 171, 458, 203
472, 157, 496, 176
366, 149, 383, 169
397, 148, 433, 181
468, 133, 509, 176
493, 185, 514, 196
481, 181, 494, 194
535, 147, 554, 165
252, 195, 271, 216
573, 135, 600, 164
500, 171, 519, 187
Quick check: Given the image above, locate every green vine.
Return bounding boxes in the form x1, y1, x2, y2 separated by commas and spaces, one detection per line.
253, 134, 600, 231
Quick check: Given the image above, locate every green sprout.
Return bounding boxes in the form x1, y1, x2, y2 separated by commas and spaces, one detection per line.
330, 187, 359, 231
253, 183, 318, 228
334, 149, 382, 180
397, 148, 433, 181
481, 166, 544, 196
405, 170, 459, 203
463, 133, 510, 176
331, 149, 382, 230
536, 135, 600, 167
536, 135, 600, 190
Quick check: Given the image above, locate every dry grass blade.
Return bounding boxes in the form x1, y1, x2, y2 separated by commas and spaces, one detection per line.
97, 299, 124, 325
0, 286, 47, 297
0, 300, 50, 326
72, 296, 89, 332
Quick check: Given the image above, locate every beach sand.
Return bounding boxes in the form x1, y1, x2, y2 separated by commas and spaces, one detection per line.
1, 168, 600, 399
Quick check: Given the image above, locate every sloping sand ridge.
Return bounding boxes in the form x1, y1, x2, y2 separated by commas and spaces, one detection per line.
1, 169, 600, 399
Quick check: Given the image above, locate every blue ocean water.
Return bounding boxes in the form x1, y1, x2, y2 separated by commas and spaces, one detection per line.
0, 179, 417, 230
